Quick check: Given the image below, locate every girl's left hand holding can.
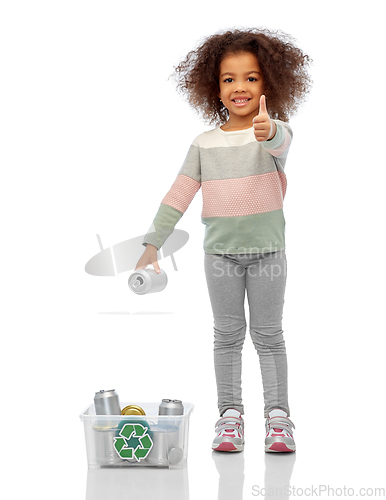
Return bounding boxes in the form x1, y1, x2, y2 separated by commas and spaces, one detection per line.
135, 244, 161, 273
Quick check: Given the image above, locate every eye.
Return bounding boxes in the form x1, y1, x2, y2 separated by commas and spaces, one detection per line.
248, 77, 257, 82
223, 78, 233, 83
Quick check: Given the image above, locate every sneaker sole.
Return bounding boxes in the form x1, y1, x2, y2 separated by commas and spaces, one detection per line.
212, 441, 244, 452
265, 442, 296, 453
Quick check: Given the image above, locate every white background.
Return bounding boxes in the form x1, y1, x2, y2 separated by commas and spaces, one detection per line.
1, 1, 385, 498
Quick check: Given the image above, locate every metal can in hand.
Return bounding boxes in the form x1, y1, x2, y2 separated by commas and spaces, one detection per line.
128, 269, 167, 295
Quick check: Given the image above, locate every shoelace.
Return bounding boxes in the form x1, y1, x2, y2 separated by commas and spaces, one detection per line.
265, 415, 295, 435
215, 416, 244, 435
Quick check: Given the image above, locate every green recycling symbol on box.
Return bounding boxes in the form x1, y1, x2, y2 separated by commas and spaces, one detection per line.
113, 423, 153, 461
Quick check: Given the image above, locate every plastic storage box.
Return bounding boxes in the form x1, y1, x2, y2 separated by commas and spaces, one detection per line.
80, 401, 194, 469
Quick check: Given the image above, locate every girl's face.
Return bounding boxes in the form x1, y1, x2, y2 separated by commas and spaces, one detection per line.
218, 51, 264, 130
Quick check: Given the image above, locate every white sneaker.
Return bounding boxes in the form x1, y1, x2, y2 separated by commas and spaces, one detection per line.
265, 409, 296, 452
212, 409, 245, 452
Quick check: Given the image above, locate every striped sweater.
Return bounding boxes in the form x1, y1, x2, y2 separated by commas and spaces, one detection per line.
142, 120, 292, 254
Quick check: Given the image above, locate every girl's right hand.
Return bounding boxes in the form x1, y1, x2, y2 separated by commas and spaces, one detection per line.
134, 244, 161, 273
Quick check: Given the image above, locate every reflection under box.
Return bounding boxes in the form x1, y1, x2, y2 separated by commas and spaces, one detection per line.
80, 402, 194, 469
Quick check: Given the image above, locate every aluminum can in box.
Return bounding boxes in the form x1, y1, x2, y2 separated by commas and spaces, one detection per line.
94, 389, 121, 415
93, 423, 122, 466
159, 399, 184, 415
145, 424, 183, 466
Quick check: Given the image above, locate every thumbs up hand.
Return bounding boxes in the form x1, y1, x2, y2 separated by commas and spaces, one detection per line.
253, 95, 276, 142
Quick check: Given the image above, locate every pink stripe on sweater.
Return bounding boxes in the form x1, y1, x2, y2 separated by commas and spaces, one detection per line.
201, 172, 287, 218
265, 129, 291, 157
161, 174, 201, 213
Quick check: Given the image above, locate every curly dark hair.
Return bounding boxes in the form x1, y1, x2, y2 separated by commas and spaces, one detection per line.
172, 28, 312, 125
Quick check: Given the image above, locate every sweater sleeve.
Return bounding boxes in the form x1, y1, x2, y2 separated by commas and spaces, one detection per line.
142, 141, 201, 250
260, 120, 293, 172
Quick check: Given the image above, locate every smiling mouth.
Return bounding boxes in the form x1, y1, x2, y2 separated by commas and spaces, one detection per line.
232, 98, 251, 106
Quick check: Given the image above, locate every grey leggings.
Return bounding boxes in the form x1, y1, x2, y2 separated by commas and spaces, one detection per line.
204, 250, 290, 418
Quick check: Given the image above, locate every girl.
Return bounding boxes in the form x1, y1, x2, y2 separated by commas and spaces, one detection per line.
135, 28, 312, 453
